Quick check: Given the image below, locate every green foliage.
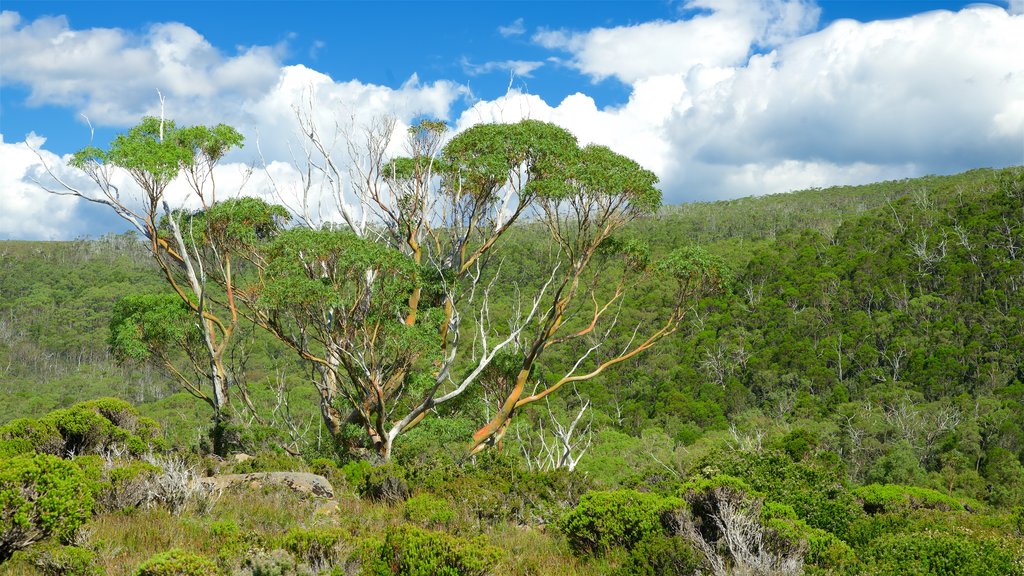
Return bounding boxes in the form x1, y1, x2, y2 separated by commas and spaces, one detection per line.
282, 526, 348, 569
361, 524, 500, 576
0, 453, 93, 562
853, 483, 965, 514
698, 451, 864, 540
0, 417, 63, 456
28, 543, 101, 576
558, 489, 684, 554
358, 462, 410, 503
864, 532, 1022, 576
108, 294, 197, 365
133, 549, 219, 576
230, 452, 305, 474
404, 493, 455, 528
615, 534, 701, 576
23, 398, 163, 456
761, 503, 857, 569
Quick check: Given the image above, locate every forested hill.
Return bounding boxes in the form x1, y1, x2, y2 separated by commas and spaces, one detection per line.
1, 167, 1022, 573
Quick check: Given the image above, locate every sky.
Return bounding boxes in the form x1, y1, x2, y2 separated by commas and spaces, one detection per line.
1, 0, 1023, 240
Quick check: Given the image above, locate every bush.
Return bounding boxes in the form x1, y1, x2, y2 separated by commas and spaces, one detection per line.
0, 453, 94, 562
0, 399, 163, 458
361, 524, 500, 576
615, 534, 701, 576
558, 489, 684, 554
29, 544, 101, 576
404, 493, 455, 528
761, 503, 856, 570
0, 418, 63, 456
853, 483, 965, 514
133, 549, 219, 576
864, 532, 1022, 575
282, 526, 348, 571
231, 451, 304, 474
359, 462, 409, 503
237, 549, 307, 576
696, 450, 864, 540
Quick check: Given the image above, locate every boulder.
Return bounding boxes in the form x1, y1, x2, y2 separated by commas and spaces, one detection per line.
200, 471, 334, 499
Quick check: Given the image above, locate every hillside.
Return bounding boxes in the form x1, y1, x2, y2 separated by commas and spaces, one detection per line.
1, 166, 1022, 574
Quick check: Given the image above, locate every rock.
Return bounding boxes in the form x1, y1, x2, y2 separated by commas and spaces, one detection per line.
232, 453, 253, 463
200, 472, 334, 499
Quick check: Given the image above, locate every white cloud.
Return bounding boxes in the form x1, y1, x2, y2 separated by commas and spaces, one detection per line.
0, 12, 282, 126
511, 3, 1024, 201
0, 12, 469, 238
461, 57, 544, 78
498, 17, 526, 37
2, 3, 1023, 238
0, 133, 83, 239
534, 0, 819, 84
1009, 0, 1024, 15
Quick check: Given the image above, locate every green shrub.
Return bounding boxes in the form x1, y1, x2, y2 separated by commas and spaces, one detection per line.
4, 399, 164, 457
29, 544, 101, 576
1012, 506, 1024, 536
0, 418, 63, 456
133, 549, 218, 575
283, 526, 348, 570
615, 534, 701, 576
853, 483, 965, 514
559, 489, 685, 554
696, 450, 864, 540
0, 453, 94, 562
361, 524, 500, 576
404, 493, 455, 528
232, 452, 304, 474
359, 462, 409, 503
762, 503, 856, 570
864, 532, 1021, 575
307, 458, 345, 489
238, 549, 306, 576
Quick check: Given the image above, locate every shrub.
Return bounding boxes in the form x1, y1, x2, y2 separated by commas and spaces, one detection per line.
853, 483, 965, 514
29, 544, 102, 576
864, 532, 1021, 576
0, 453, 94, 562
680, 475, 806, 576
696, 450, 864, 540
282, 526, 348, 571
0, 399, 163, 458
761, 503, 856, 570
133, 549, 218, 576
558, 489, 684, 554
237, 549, 307, 576
98, 459, 162, 511
361, 524, 500, 576
615, 534, 701, 576
0, 418, 63, 456
231, 451, 304, 474
359, 462, 409, 503
404, 493, 455, 528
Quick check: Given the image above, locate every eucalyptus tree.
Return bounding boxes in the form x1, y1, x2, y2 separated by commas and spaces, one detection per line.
250, 116, 729, 459
32, 112, 261, 436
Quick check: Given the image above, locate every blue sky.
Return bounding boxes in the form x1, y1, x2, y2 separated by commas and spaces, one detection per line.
1, 1, 1022, 239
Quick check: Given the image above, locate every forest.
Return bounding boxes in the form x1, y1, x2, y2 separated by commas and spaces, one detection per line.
0, 115, 1022, 575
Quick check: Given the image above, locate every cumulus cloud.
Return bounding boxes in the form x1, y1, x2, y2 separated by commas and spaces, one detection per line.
2, 2, 1023, 239
0, 11, 282, 127
518, 2, 1024, 201
0, 13, 468, 238
535, 0, 819, 84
